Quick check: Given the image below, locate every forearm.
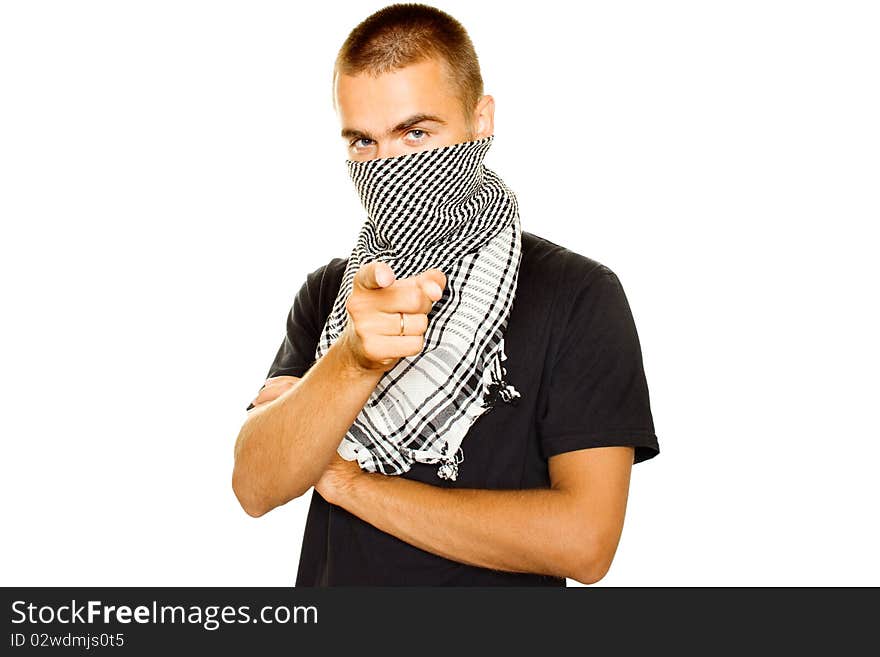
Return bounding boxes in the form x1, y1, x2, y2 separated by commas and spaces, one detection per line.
339, 474, 593, 581
232, 340, 383, 516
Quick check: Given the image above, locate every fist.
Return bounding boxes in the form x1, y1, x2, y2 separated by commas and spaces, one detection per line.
341, 261, 446, 373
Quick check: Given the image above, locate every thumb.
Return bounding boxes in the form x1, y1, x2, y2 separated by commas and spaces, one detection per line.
417, 268, 447, 301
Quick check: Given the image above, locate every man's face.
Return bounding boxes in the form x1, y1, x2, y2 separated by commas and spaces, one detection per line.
335, 57, 494, 161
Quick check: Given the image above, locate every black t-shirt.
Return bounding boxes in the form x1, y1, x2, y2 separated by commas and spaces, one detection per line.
246, 230, 660, 586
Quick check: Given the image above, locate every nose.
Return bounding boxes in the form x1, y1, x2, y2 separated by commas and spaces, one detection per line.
375, 141, 408, 160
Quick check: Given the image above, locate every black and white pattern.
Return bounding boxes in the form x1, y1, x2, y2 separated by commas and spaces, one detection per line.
315, 134, 522, 481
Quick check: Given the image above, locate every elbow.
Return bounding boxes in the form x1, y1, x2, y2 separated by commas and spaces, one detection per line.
232, 467, 269, 518
242, 503, 267, 519
231, 422, 314, 517
240, 498, 269, 519
231, 458, 312, 518
571, 557, 611, 586
232, 429, 265, 517
568, 535, 616, 586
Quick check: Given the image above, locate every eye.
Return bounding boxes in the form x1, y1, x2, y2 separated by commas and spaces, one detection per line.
350, 137, 373, 149
406, 129, 427, 140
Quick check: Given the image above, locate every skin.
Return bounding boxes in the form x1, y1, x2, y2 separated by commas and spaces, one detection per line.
233, 55, 635, 585
335, 57, 491, 160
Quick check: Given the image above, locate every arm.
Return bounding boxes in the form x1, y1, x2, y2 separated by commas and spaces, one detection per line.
318, 445, 634, 584
232, 338, 384, 517
232, 261, 447, 517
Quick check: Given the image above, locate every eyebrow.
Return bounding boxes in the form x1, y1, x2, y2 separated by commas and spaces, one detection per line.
341, 113, 448, 141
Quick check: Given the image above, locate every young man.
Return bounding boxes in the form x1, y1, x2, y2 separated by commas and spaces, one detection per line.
232, 4, 660, 586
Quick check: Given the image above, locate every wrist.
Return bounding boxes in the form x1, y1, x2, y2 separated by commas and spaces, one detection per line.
334, 466, 373, 511
334, 331, 390, 380
323, 461, 368, 508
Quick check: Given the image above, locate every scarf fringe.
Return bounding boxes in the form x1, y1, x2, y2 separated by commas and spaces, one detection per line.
436, 446, 464, 481
481, 337, 521, 409
436, 340, 521, 482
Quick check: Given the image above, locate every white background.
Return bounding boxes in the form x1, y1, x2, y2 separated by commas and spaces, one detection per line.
1, 1, 877, 586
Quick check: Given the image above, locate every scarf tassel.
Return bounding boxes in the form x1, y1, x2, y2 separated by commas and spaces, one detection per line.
436, 446, 463, 481
436, 351, 521, 482
481, 342, 522, 410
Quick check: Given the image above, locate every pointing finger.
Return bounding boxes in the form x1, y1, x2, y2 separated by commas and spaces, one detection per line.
355, 261, 396, 290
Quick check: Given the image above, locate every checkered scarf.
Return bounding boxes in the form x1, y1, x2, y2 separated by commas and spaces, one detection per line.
315, 135, 522, 481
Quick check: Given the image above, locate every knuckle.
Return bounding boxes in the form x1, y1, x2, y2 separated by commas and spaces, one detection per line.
352, 319, 368, 341
345, 293, 364, 317
407, 336, 424, 356
360, 316, 379, 337
407, 286, 423, 309
415, 314, 429, 334
364, 335, 384, 358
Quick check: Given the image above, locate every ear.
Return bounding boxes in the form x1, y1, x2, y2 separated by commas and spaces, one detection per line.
472, 94, 495, 139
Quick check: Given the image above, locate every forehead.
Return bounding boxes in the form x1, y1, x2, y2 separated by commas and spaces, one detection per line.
335, 58, 460, 132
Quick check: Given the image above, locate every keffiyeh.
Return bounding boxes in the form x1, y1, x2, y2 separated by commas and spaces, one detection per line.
315, 134, 522, 481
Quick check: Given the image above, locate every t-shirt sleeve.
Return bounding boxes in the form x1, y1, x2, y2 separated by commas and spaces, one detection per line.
537, 266, 660, 464
245, 266, 325, 412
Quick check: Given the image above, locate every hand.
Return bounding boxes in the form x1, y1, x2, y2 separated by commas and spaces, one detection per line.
339, 261, 447, 374
314, 451, 364, 505
249, 375, 301, 409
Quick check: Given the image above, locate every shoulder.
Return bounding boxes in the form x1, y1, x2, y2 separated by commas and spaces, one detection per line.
303, 255, 347, 289
293, 256, 348, 325
520, 230, 619, 301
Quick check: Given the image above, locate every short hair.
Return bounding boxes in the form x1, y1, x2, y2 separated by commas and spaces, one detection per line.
332, 3, 484, 120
